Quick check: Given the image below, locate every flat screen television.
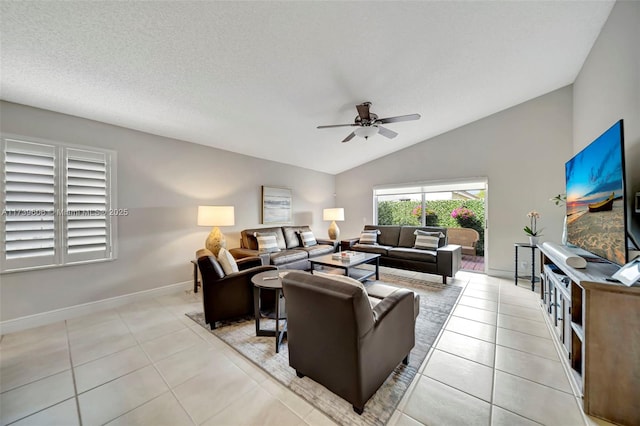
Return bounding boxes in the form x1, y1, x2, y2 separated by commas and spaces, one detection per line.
565, 120, 627, 265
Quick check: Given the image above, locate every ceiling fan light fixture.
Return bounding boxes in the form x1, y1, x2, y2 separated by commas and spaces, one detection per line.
354, 125, 379, 139
317, 102, 420, 143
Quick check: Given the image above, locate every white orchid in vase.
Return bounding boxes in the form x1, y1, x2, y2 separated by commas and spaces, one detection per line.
550, 193, 568, 244
524, 211, 543, 237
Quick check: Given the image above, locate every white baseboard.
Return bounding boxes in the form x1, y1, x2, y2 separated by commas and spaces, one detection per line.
0, 280, 192, 335
486, 268, 514, 279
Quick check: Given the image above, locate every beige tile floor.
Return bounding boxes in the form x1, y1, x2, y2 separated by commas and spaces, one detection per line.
0, 269, 614, 426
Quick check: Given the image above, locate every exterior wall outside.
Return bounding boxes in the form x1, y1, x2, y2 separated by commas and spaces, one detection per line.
0, 101, 335, 322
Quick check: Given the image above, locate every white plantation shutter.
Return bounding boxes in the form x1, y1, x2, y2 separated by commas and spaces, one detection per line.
1, 136, 116, 272
64, 149, 111, 262
2, 139, 58, 270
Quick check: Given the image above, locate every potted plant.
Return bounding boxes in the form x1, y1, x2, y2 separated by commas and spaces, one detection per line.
550, 193, 568, 245
411, 205, 438, 225
524, 210, 543, 245
451, 206, 476, 228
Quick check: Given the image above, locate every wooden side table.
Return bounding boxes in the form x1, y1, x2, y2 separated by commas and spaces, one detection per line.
190, 260, 200, 293
340, 237, 360, 251
514, 242, 539, 291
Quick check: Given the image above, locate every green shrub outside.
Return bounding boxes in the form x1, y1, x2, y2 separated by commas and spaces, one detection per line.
377, 199, 485, 255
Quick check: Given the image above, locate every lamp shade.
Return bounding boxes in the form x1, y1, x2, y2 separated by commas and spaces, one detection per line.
354, 125, 379, 139
197, 206, 235, 227
323, 208, 345, 221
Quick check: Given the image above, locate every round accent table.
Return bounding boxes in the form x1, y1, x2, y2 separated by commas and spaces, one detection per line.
251, 270, 292, 353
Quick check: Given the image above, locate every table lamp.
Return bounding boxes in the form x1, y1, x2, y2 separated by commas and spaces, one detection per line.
323, 208, 344, 240
197, 206, 235, 256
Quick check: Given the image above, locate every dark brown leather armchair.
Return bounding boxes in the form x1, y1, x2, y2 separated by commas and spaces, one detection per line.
196, 249, 276, 329
282, 271, 417, 414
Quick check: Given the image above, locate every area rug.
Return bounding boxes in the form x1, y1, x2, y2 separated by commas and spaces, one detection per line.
187, 273, 463, 426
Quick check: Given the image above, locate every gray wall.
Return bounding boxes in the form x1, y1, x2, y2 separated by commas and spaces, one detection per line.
573, 0, 640, 250
0, 101, 335, 322
335, 87, 574, 276
4, 1, 636, 322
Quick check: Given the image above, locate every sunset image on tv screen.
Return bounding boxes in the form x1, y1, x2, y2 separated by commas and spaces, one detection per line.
565, 120, 626, 265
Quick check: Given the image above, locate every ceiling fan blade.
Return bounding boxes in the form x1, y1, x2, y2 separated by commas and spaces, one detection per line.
317, 123, 358, 129
342, 132, 356, 143
356, 102, 371, 121
377, 126, 398, 139
376, 113, 421, 124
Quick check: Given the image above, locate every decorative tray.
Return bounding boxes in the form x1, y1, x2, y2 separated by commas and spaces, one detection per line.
332, 251, 365, 261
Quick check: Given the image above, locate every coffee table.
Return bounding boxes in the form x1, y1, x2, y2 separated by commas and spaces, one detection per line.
251, 270, 289, 353
309, 252, 380, 282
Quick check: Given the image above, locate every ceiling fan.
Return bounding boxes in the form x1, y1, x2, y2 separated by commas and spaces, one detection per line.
317, 102, 421, 143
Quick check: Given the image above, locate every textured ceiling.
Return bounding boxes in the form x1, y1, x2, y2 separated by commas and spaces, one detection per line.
0, 1, 614, 174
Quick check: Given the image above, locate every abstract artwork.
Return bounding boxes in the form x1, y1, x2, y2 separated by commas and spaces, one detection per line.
262, 186, 292, 224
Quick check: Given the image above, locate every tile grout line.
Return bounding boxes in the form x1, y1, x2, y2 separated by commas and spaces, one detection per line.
470, 285, 556, 424
396, 275, 470, 421
188, 311, 318, 424
171, 326, 270, 426
255, 382, 313, 424
440, 326, 495, 345
112, 302, 200, 426
441, 325, 574, 385
486, 281, 506, 426
203, 322, 336, 425
0, 296, 193, 425
536, 294, 592, 426
493, 281, 578, 424
1, 323, 86, 424
2, 280, 582, 426
3, 398, 78, 425
64, 319, 84, 426
403, 274, 566, 424
421, 374, 493, 406
405, 276, 574, 425
408, 278, 543, 425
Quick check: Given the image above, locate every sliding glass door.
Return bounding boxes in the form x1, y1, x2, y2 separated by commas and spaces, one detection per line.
374, 178, 487, 272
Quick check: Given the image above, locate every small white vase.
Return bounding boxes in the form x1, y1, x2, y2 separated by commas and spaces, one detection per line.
561, 216, 568, 245
529, 236, 539, 246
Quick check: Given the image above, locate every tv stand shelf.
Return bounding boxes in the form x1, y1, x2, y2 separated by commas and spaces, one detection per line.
539, 244, 640, 426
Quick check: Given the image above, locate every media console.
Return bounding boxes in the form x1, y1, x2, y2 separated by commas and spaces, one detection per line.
538, 243, 640, 426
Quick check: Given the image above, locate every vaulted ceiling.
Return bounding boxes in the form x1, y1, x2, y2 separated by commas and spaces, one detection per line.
0, 1, 614, 174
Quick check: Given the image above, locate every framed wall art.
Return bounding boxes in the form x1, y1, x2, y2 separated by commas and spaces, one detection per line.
262, 186, 292, 224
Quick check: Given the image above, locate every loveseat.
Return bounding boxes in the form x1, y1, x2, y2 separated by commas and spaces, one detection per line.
342, 225, 461, 283
230, 226, 338, 270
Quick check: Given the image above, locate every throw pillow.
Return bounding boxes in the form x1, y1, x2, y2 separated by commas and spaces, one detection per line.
298, 230, 318, 247
254, 232, 281, 253
217, 247, 239, 275
359, 230, 380, 245
413, 229, 445, 250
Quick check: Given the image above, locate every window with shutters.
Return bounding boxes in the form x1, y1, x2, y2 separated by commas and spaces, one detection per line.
1, 136, 116, 272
